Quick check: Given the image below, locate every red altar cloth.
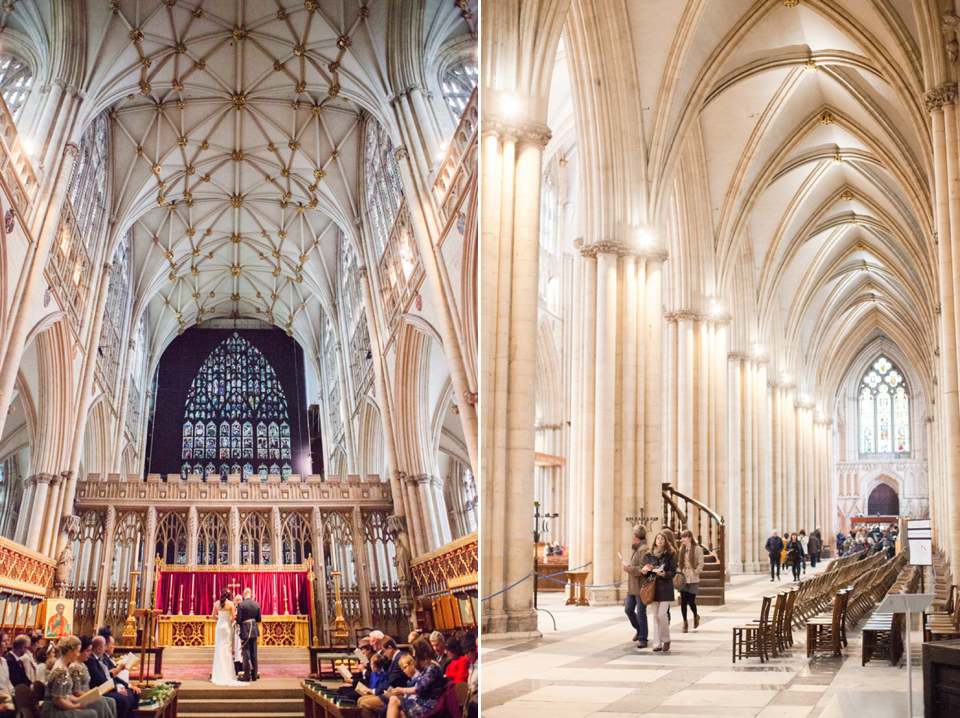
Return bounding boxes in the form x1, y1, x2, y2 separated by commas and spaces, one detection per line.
155, 569, 310, 616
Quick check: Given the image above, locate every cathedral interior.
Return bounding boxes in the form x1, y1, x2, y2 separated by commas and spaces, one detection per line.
0, 0, 478, 653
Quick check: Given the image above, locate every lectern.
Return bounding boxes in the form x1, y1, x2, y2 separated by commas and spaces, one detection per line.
874, 593, 934, 718
133, 608, 163, 688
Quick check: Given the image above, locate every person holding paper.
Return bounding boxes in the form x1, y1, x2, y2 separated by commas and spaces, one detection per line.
40, 636, 99, 718
69, 638, 116, 718
86, 637, 136, 718
640, 530, 678, 653
99, 635, 139, 698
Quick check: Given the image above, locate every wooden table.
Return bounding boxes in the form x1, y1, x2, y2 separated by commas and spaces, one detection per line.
307, 647, 361, 679
132, 687, 178, 718
565, 570, 590, 606
302, 683, 362, 718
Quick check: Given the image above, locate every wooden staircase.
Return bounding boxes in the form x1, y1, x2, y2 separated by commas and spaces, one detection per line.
662, 483, 726, 605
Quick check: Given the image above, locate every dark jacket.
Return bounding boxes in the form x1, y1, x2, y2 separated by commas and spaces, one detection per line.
236, 598, 262, 642
785, 539, 804, 565
102, 653, 130, 689
808, 533, 822, 556
377, 649, 409, 694
641, 550, 676, 603
765, 535, 784, 557
4, 654, 29, 687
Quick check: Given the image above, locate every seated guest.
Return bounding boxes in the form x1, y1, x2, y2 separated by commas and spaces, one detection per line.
428, 633, 448, 672
86, 636, 136, 718
368, 630, 385, 654
6, 635, 34, 686
0, 632, 14, 713
336, 638, 375, 700
442, 639, 468, 684
407, 630, 422, 645
356, 654, 389, 697
100, 636, 140, 701
357, 638, 408, 718
41, 636, 99, 718
387, 638, 447, 718
35, 645, 54, 683
70, 638, 115, 718
460, 631, 478, 718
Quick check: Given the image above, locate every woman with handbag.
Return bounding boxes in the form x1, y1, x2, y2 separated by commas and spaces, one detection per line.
676, 529, 704, 633
621, 525, 650, 648
640, 530, 677, 652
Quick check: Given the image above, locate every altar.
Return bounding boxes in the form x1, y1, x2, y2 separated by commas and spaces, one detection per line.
153, 558, 316, 648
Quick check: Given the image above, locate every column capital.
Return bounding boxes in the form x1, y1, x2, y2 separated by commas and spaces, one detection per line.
577, 239, 634, 258
923, 83, 958, 112
665, 309, 704, 323
728, 351, 751, 361
59, 514, 81, 540
357, 264, 368, 279
795, 401, 815, 410
30, 473, 54, 485
63, 142, 80, 158
480, 117, 552, 147
394, 145, 409, 162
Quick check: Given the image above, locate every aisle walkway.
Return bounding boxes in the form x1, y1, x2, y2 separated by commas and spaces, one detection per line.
480, 562, 923, 717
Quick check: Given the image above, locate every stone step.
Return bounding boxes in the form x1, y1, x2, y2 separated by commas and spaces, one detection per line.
164, 646, 308, 664
177, 686, 303, 701
178, 698, 302, 714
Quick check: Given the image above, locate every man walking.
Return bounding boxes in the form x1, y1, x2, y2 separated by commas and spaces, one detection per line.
765, 530, 784, 581
807, 530, 821, 569
237, 588, 262, 681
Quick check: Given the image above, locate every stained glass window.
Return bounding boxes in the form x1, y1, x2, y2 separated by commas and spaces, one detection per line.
181, 333, 292, 479
0, 54, 32, 121
441, 59, 478, 122
859, 355, 910, 455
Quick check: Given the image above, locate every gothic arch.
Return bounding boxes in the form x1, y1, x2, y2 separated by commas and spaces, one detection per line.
859, 471, 902, 511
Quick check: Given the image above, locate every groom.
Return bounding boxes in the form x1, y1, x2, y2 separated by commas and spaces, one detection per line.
237, 588, 262, 682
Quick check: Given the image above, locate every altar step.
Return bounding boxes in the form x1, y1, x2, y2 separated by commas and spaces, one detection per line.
176, 681, 302, 718
164, 645, 309, 665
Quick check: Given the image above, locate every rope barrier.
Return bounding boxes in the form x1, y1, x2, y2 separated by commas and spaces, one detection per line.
536, 573, 627, 588
479, 561, 594, 601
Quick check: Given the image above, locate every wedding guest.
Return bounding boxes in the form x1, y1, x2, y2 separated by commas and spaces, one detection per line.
357, 638, 408, 718
0, 632, 14, 711
35, 644, 53, 683
368, 630, 385, 653
86, 637, 136, 718
337, 638, 374, 701
443, 638, 469, 683
460, 631, 478, 717
40, 636, 98, 718
101, 636, 139, 699
387, 638, 446, 718
428, 632, 448, 671
70, 637, 115, 718
355, 654, 389, 697
6, 634, 33, 686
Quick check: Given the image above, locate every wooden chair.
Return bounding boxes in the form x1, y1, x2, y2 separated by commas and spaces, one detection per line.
733, 594, 773, 663
780, 588, 798, 649
925, 594, 960, 641
806, 589, 849, 657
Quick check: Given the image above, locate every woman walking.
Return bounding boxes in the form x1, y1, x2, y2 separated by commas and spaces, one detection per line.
621, 525, 650, 648
677, 529, 704, 633
640, 530, 677, 652
785, 532, 804, 582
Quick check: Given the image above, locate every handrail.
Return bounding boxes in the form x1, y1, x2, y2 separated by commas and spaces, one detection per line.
662, 483, 725, 604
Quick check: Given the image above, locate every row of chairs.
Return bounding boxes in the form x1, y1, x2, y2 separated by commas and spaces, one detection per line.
733, 550, 906, 663
923, 547, 958, 641
861, 564, 921, 665
805, 550, 908, 657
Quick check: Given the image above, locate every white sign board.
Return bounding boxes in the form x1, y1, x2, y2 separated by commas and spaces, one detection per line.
907, 519, 932, 566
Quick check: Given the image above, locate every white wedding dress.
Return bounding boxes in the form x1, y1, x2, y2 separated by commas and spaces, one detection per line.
211, 608, 246, 686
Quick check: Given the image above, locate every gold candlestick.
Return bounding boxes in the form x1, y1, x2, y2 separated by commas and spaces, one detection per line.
122, 571, 140, 641
283, 585, 289, 615
178, 585, 183, 615
331, 570, 348, 646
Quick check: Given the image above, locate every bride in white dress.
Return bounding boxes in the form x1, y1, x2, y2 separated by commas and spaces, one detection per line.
210, 589, 247, 686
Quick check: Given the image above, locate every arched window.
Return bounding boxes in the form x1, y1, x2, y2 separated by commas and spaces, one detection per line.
364, 121, 405, 256
440, 59, 477, 122
280, 511, 313, 564
859, 356, 910, 456
154, 511, 187, 564
66, 113, 110, 247
197, 511, 228, 565
181, 333, 291, 480
0, 55, 32, 120
239, 511, 271, 565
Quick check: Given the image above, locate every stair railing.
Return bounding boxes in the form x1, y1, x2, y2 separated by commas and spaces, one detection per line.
662, 483, 725, 601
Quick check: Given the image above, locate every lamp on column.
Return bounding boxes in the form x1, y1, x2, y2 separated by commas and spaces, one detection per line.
532, 502, 558, 612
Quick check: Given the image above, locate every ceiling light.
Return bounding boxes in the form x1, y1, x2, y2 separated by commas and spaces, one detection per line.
501, 94, 521, 118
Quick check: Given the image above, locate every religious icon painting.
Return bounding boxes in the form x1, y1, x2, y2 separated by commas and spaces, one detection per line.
44, 599, 74, 639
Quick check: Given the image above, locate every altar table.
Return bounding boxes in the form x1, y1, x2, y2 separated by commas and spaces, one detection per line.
157, 614, 309, 646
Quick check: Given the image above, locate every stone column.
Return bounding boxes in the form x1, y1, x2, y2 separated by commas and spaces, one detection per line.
664, 316, 677, 487
759, 363, 773, 561
94, 506, 116, 628
41, 473, 64, 556
0, 144, 78, 438
676, 316, 694, 495
619, 254, 638, 576
643, 256, 665, 534
574, 247, 596, 571
142, 507, 157, 607
25, 474, 52, 551
591, 249, 617, 602
14, 475, 37, 546
187, 506, 199, 568
351, 505, 373, 626
727, 355, 745, 572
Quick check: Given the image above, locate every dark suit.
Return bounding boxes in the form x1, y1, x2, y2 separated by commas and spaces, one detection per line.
4, 654, 29, 688
236, 597, 262, 681
86, 654, 137, 718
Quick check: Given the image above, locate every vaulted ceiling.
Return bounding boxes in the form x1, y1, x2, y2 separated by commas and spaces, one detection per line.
545, 0, 942, 404
2, 0, 474, 364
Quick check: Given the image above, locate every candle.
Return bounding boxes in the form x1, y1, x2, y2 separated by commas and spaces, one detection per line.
191, 575, 196, 614
274, 574, 278, 614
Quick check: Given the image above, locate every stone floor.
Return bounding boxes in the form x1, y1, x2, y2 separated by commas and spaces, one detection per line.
480, 560, 926, 717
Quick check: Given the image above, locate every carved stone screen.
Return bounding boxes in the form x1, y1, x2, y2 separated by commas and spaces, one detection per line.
147, 327, 311, 479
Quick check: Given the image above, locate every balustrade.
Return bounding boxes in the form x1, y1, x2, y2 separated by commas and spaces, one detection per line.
0, 92, 37, 215
432, 89, 477, 229
44, 200, 92, 333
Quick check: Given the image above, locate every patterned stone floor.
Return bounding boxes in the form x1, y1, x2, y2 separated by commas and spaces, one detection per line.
481, 561, 925, 717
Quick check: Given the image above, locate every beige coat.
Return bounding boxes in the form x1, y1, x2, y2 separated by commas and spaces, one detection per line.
678, 544, 705, 585
623, 540, 649, 595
